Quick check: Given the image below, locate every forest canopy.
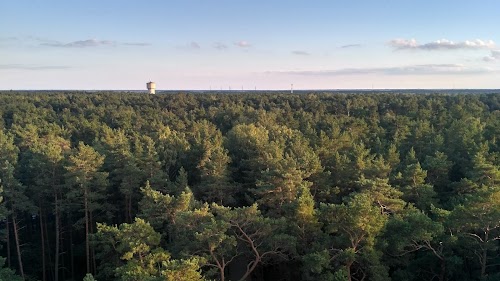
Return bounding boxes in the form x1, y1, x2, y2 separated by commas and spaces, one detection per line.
0, 91, 499, 281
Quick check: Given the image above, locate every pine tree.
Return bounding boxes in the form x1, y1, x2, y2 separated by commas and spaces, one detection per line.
0, 180, 23, 281
65, 142, 108, 274
96, 218, 205, 281
25, 133, 70, 281
449, 187, 500, 279
197, 141, 235, 205
396, 148, 437, 210
320, 193, 388, 281
0, 130, 33, 280
424, 151, 452, 200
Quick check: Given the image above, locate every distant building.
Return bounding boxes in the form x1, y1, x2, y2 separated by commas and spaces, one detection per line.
147, 81, 156, 94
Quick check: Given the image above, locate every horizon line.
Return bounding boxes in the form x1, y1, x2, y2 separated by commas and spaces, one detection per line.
2, 88, 500, 91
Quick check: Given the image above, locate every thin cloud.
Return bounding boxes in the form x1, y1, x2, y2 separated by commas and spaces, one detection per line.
41, 39, 116, 48
0, 37, 19, 47
484, 50, 500, 62
0, 64, 71, 70
123, 42, 152, 46
213, 42, 228, 50
176, 41, 202, 50
341, 44, 362, 49
40, 39, 151, 48
234, 40, 251, 48
389, 38, 495, 51
190, 41, 201, 49
0, 36, 19, 42
268, 64, 493, 76
292, 50, 310, 56
18, 36, 61, 46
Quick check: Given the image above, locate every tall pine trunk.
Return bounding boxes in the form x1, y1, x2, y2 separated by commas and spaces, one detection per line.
70, 228, 75, 280
54, 193, 60, 281
124, 194, 132, 223
84, 186, 90, 273
481, 247, 487, 279
39, 204, 46, 281
480, 231, 489, 279
43, 213, 55, 281
128, 195, 132, 223
12, 215, 25, 280
439, 258, 446, 281
6, 216, 11, 268
90, 209, 97, 274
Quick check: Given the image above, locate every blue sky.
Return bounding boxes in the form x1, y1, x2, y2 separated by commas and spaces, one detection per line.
1, 0, 500, 90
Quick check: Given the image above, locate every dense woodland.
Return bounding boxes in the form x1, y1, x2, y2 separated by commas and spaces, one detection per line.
0, 91, 499, 281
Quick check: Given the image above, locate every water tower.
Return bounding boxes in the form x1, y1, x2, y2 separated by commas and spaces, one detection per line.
146, 81, 156, 94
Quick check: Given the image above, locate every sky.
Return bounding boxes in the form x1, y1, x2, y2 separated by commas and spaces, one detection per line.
1, 0, 500, 90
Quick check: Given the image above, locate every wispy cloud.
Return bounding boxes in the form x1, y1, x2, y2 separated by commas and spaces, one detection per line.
190, 41, 201, 49
484, 50, 500, 62
123, 42, 152, 46
0, 64, 71, 70
268, 64, 494, 76
41, 39, 115, 48
389, 38, 495, 51
234, 40, 251, 48
341, 44, 362, 49
0, 36, 19, 42
176, 41, 202, 50
40, 38, 151, 48
213, 42, 228, 50
292, 50, 310, 56
0, 37, 18, 47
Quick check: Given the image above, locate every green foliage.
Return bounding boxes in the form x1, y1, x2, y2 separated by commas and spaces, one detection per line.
0, 92, 500, 280
332, 268, 349, 281
320, 193, 388, 280
96, 218, 205, 281
83, 273, 97, 281
0, 129, 32, 214
468, 149, 500, 187
393, 148, 437, 210
302, 250, 334, 281
65, 142, 109, 216
0, 257, 23, 281
356, 177, 405, 214
174, 204, 236, 280
194, 125, 236, 205
139, 181, 195, 236
449, 187, 500, 278
424, 151, 452, 202
383, 209, 444, 255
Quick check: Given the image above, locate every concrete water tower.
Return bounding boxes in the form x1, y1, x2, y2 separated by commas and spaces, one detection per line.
146, 81, 156, 94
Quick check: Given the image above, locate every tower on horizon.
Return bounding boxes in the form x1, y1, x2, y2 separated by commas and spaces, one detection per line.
147, 81, 156, 94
